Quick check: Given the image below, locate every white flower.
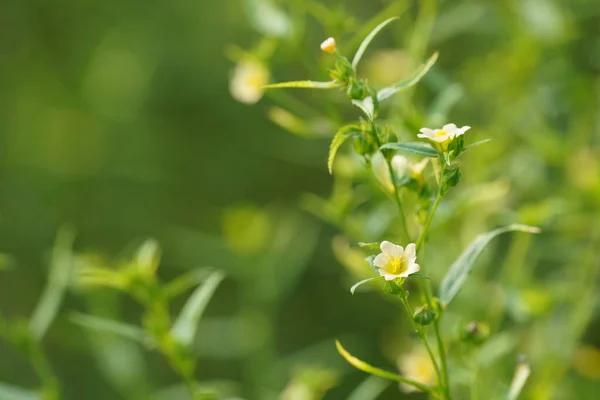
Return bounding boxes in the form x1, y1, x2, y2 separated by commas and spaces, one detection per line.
320, 37, 336, 54
372, 152, 410, 192
373, 241, 419, 281
229, 60, 269, 104
417, 123, 471, 143
397, 348, 436, 392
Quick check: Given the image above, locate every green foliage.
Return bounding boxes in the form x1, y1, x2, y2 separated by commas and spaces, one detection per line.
439, 224, 541, 306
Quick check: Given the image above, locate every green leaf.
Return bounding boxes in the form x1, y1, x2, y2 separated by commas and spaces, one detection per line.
409, 273, 431, 280
439, 224, 541, 306
351, 17, 399, 69
0, 382, 40, 400
464, 138, 492, 152
29, 228, 75, 340
379, 142, 439, 157
347, 376, 389, 400
171, 270, 225, 347
244, 0, 292, 38
351, 97, 375, 120
70, 312, 152, 346
507, 360, 531, 400
377, 52, 439, 102
328, 125, 359, 174
263, 80, 341, 89
163, 267, 215, 299
350, 276, 384, 295
357, 242, 380, 250
335, 341, 433, 393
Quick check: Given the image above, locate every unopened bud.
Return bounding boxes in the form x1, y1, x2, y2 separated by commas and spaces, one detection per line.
413, 305, 436, 326
320, 37, 337, 54
460, 321, 490, 345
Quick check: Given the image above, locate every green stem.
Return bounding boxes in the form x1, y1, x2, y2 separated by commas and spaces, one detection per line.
370, 121, 411, 242
433, 320, 450, 399
398, 291, 443, 395
416, 185, 443, 252
28, 340, 60, 400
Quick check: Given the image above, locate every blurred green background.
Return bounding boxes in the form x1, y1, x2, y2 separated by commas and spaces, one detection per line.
0, 0, 599, 399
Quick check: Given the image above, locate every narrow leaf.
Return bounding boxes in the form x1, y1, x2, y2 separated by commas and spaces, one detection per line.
351, 97, 375, 120
409, 273, 431, 280
379, 142, 439, 157
335, 341, 433, 392
0, 382, 40, 400
352, 17, 399, 69
263, 80, 341, 89
347, 376, 389, 400
163, 267, 215, 299
358, 242, 380, 250
328, 126, 359, 174
439, 224, 541, 305
70, 312, 152, 346
29, 228, 75, 340
464, 138, 492, 151
350, 276, 384, 295
507, 360, 531, 400
171, 270, 226, 347
377, 52, 439, 102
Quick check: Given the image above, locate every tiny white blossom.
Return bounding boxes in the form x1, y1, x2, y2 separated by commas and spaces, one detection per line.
320, 37, 337, 54
373, 241, 419, 281
229, 60, 269, 104
397, 348, 436, 392
417, 123, 471, 143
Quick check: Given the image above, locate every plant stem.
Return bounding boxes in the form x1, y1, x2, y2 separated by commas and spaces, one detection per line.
370, 121, 411, 242
398, 291, 443, 396
28, 340, 60, 400
416, 186, 443, 252
433, 320, 450, 399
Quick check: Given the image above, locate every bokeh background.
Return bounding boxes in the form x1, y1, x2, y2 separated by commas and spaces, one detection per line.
0, 0, 599, 399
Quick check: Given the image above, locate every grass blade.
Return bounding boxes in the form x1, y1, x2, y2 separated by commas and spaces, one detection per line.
263, 80, 341, 89
377, 52, 439, 102
351, 17, 399, 69
335, 340, 434, 393
70, 312, 152, 346
171, 270, 225, 347
439, 224, 541, 306
0, 382, 40, 400
379, 142, 439, 157
29, 228, 75, 340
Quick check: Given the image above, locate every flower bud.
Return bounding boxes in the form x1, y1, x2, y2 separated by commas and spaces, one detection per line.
346, 80, 368, 100
320, 37, 337, 54
460, 321, 490, 345
384, 280, 403, 295
413, 305, 436, 326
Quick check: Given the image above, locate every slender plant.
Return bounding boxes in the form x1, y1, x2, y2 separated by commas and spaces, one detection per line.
262, 17, 540, 399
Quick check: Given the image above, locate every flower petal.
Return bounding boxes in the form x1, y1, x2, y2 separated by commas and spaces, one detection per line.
460, 125, 471, 133
378, 269, 399, 281
407, 263, 420, 276
442, 123, 457, 131
381, 240, 403, 257
373, 253, 389, 268
404, 243, 416, 262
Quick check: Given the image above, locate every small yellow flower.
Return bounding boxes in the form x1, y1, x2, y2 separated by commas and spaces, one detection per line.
418, 123, 471, 144
373, 241, 419, 281
397, 348, 436, 392
320, 37, 337, 54
229, 59, 269, 104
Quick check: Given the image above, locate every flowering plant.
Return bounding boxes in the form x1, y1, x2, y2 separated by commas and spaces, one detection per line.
260, 16, 540, 400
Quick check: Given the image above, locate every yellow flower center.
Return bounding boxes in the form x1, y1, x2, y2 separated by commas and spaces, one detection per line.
386, 256, 406, 275
435, 130, 447, 138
